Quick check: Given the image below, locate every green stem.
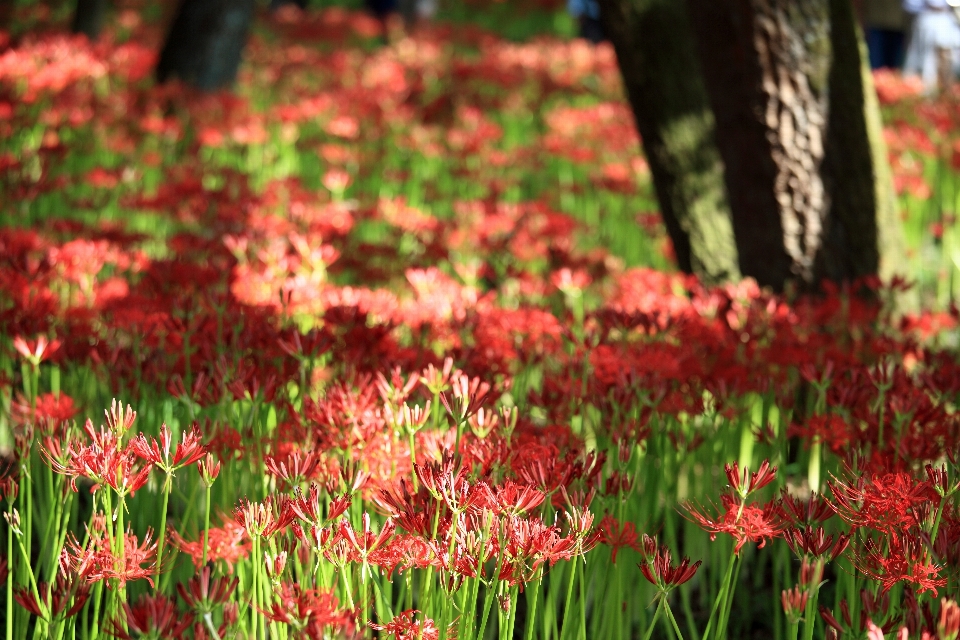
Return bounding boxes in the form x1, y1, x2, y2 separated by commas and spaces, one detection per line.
559, 558, 578, 640
701, 551, 739, 640
641, 597, 666, 640
6, 510, 13, 640
202, 484, 212, 569
716, 553, 743, 640
154, 474, 171, 591
524, 568, 543, 640
477, 548, 506, 640
665, 599, 686, 640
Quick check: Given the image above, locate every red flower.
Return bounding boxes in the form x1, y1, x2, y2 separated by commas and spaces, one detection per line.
12, 334, 61, 364
685, 494, 786, 554
855, 532, 947, 596
14, 569, 90, 620
130, 423, 206, 473
638, 535, 701, 591
262, 583, 352, 638
370, 609, 440, 640
107, 594, 193, 640
598, 514, 641, 564
176, 566, 237, 614
169, 518, 251, 572
44, 418, 152, 497
66, 522, 157, 587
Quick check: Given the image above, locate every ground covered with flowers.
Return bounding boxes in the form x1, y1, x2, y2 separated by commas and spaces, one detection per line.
3, 1, 960, 639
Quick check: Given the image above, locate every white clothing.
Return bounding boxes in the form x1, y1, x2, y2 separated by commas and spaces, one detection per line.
902, 9, 960, 91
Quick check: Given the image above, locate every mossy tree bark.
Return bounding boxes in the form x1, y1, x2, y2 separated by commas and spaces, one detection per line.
685, 0, 903, 290
596, 0, 741, 285
156, 0, 255, 91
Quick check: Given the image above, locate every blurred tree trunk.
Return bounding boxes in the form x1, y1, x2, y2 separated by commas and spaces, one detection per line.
685, 0, 902, 290
595, 0, 740, 285
0, 1, 13, 33
156, 0, 255, 91
600, 0, 902, 291
72, 0, 109, 40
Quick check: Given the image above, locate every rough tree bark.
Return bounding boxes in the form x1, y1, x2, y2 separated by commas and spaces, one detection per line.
156, 0, 255, 91
685, 0, 902, 290
596, 0, 740, 285
72, 0, 110, 40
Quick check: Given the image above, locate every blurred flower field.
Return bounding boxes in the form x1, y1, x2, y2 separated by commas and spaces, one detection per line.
3, 2, 960, 639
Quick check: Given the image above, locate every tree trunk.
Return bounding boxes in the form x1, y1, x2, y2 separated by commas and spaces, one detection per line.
72, 0, 110, 40
596, 0, 740, 285
156, 0, 255, 91
686, 0, 903, 290
819, 0, 902, 284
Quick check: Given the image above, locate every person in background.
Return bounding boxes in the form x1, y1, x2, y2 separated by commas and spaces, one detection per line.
398, 0, 437, 35
902, 0, 960, 93
863, 0, 908, 68
567, 0, 604, 44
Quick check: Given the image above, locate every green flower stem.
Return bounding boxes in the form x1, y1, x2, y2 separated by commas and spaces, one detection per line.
201, 483, 212, 568
717, 552, 743, 640
14, 532, 47, 632
578, 558, 586, 640
250, 536, 261, 638
154, 474, 172, 592
641, 596, 666, 640
477, 546, 506, 640
665, 598, 686, 640
701, 550, 740, 640
504, 584, 519, 640
559, 557, 578, 640
523, 567, 543, 640
801, 570, 822, 640
6, 510, 12, 640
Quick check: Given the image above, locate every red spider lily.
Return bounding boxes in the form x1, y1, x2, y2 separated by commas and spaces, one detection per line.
370, 609, 441, 640
638, 535, 701, 592
13, 569, 90, 620
685, 494, 786, 554
339, 512, 396, 565
265, 449, 324, 488
926, 464, 960, 498
43, 419, 152, 497
106, 594, 194, 640
233, 495, 296, 539
169, 519, 251, 572
290, 483, 351, 527
499, 515, 576, 584
940, 598, 960, 640
197, 453, 221, 487
176, 566, 237, 614
495, 480, 545, 516
261, 583, 353, 638
781, 585, 808, 623
66, 524, 157, 587
12, 334, 61, 364
828, 468, 937, 534
598, 514, 641, 564
779, 491, 835, 525
440, 370, 493, 424
9, 392, 76, 433
104, 399, 137, 437
725, 460, 777, 499
855, 532, 947, 596
421, 357, 455, 396
129, 423, 206, 473
783, 525, 851, 561
375, 367, 421, 408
